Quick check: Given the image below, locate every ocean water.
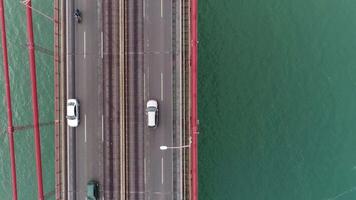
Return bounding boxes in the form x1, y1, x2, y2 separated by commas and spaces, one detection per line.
199, 0, 356, 199
0, 0, 54, 199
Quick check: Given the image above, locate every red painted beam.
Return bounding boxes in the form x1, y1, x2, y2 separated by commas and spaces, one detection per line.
24, 1, 44, 199
0, 0, 18, 199
190, 0, 198, 199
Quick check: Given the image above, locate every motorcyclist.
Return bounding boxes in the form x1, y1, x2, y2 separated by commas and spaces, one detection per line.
74, 9, 81, 23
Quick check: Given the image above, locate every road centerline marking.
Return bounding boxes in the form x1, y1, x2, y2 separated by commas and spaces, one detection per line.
144, 73, 146, 99
84, 114, 87, 142
160, 0, 163, 17
101, 31, 103, 58
161, 157, 164, 184
147, 64, 150, 97
84, 31, 86, 58
161, 72, 163, 101
144, 157, 147, 185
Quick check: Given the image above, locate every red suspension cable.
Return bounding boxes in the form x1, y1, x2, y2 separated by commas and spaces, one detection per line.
24, 0, 44, 199
0, 0, 18, 199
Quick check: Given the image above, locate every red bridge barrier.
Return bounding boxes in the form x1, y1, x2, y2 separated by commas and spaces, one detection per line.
0, 0, 18, 199
190, 0, 198, 199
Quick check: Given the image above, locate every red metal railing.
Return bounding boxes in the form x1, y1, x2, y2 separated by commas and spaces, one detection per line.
0, 0, 18, 199
25, 0, 45, 199
190, 0, 198, 199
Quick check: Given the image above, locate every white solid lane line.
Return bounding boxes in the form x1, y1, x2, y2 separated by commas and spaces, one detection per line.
160, 0, 163, 17
84, 114, 87, 142
84, 31, 86, 58
178, 0, 184, 195
179, 0, 184, 195
161, 72, 163, 101
144, 73, 146, 99
101, 31, 103, 58
143, 0, 145, 17
102, 115, 104, 142
161, 157, 164, 184
65, 0, 70, 195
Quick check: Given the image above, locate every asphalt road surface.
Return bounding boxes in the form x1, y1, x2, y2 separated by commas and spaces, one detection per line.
143, 0, 178, 199
66, 0, 182, 199
67, 0, 104, 199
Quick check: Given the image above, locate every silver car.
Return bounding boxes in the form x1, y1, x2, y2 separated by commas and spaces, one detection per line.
146, 100, 158, 128
67, 99, 80, 127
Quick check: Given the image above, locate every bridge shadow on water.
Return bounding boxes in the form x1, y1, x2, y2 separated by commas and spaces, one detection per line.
14, 121, 55, 132
1, 121, 55, 136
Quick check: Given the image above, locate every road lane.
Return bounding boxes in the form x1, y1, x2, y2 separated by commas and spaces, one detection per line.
144, 0, 174, 199
66, 0, 76, 198
66, 0, 183, 198
72, 0, 103, 199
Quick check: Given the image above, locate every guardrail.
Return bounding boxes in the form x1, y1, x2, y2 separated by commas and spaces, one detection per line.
182, 0, 192, 198
190, 0, 198, 198
53, 0, 62, 199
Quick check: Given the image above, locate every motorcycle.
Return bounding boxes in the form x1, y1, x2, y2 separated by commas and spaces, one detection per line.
74, 9, 82, 23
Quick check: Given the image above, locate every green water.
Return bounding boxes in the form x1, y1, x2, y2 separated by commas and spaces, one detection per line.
4, 0, 356, 199
199, 0, 356, 199
0, 1, 54, 199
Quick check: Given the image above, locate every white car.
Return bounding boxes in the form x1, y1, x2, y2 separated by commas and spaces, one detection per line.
146, 100, 158, 128
67, 99, 80, 127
